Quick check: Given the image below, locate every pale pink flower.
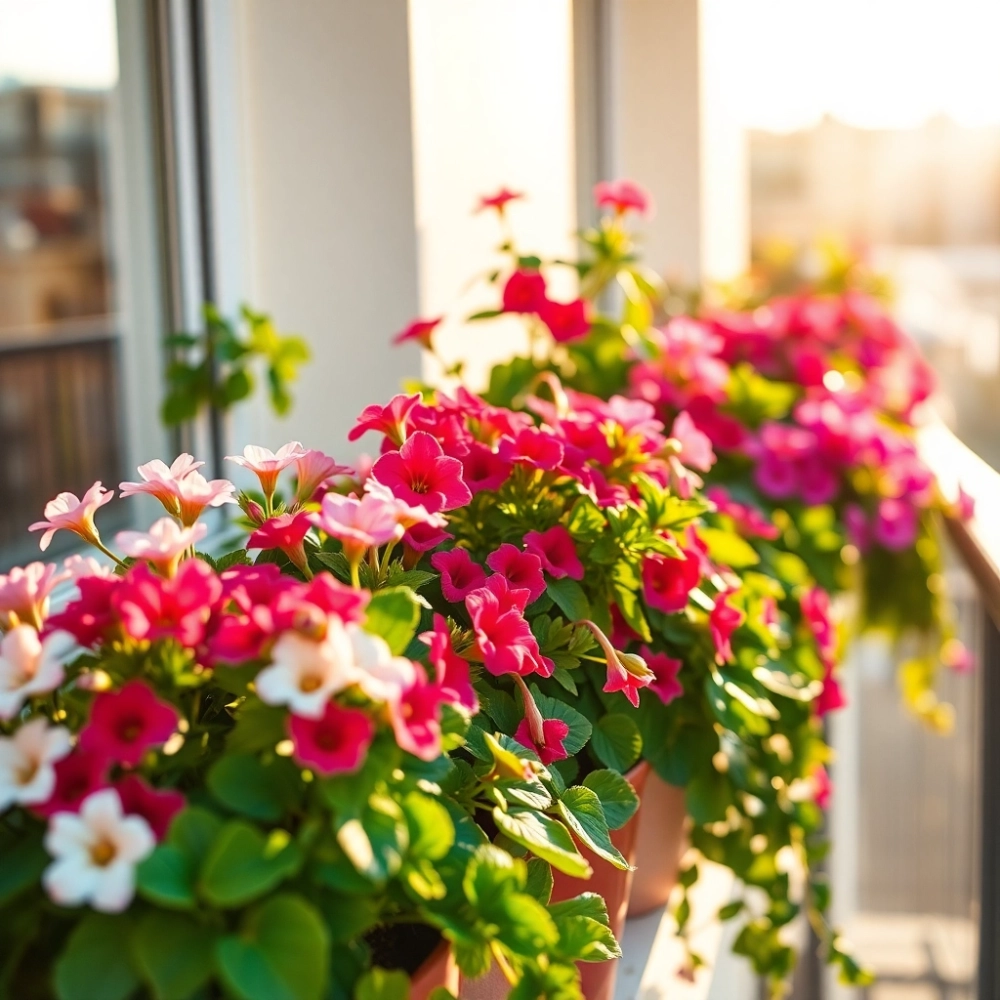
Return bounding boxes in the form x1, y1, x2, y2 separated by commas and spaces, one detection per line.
364, 480, 448, 532
172, 473, 237, 526
115, 518, 208, 575
225, 443, 307, 498
295, 450, 351, 504
346, 624, 416, 703
0, 718, 72, 811
119, 454, 204, 506
30, 482, 114, 551
120, 455, 235, 526
310, 493, 405, 565
62, 555, 115, 583
0, 627, 75, 720
43, 788, 155, 913
669, 411, 716, 472
0, 562, 69, 627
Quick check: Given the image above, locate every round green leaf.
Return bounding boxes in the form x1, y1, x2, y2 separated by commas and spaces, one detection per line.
581, 769, 640, 830
590, 714, 642, 772
199, 821, 302, 908
132, 912, 215, 1000
556, 787, 629, 870
136, 844, 196, 909
208, 754, 302, 821
54, 914, 139, 1000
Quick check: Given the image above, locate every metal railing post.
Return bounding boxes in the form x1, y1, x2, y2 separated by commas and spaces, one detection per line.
978, 610, 1000, 997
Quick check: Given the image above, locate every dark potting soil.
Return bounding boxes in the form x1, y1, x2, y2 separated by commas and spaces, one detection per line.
365, 922, 442, 975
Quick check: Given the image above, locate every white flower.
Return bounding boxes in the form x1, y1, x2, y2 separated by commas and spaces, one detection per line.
0, 718, 72, 812
347, 624, 415, 703
255, 617, 359, 718
43, 788, 155, 913
115, 518, 208, 573
0, 626, 74, 721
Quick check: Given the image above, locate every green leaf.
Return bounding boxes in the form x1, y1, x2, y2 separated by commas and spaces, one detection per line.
492, 807, 591, 878
365, 587, 422, 655
355, 968, 410, 1000
226, 699, 288, 754
697, 527, 760, 569
0, 830, 47, 905
336, 797, 409, 884
132, 912, 215, 1000
557, 787, 629, 869
170, 806, 223, 860
403, 792, 454, 861
546, 578, 591, 622
525, 858, 554, 904
199, 821, 303, 907
590, 714, 642, 772
530, 688, 592, 755
216, 894, 329, 1000
54, 914, 139, 1000
582, 769, 640, 830
208, 753, 302, 821
136, 844, 196, 909
686, 769, 732, 825
548, 893, 620, 962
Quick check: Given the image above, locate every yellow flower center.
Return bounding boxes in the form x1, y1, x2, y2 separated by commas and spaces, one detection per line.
89, 838, 117, 867
299, 674, 323, 693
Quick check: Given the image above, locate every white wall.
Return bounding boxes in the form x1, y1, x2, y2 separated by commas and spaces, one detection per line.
408, 0, 578, 390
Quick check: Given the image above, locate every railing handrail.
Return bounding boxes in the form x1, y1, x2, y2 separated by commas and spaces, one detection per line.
918, 419, 1000, 628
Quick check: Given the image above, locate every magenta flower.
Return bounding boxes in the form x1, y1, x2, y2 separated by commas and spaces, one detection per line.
640, 646, 684, 705
502, 269, 547, 314
705, 487, 779, 541
349, 393, 428, 447
431, 549, 486, 602
460, 443, 512, 494
523, 526, 583, 581
79, 680, 179, 768
30, 749, 108, 818
540, 298, 590, 344
476, 187, 524, 213
816, 662, 847, 716
114, 775, 185, 841
30, 482, 114, 551
404, 521, 454, 553
754, 454, 799, 500
226, 443, 306, 499
370, 431, 471, 513
798, 456, 840, 505
872, 498, 918, 551
956, 486, 975, 522
393, 316, 443, 350
642, 551, 700, 614
419, 614, 478, 714
247, 512, 313, 576
709, 589, 744, 665
486, 544, 546, 603
515, 717, 570, 765
0, 562, 69, 627
113, 559, 222, 647
843, 503, 870, 552
593, 178, 653, 218
466, 576, 553, 678
812, 765, 832, 810
388, 670, 445, 761
801, 586, 836, 668
580, 619, 655, 708
310, 492, 404, 565
670, 411, 715, 472
116, 519, 208, 576
45, 576, 120, 649
287, 702, 375, 776
294, 450, 350, 504
498, 427, 565, 471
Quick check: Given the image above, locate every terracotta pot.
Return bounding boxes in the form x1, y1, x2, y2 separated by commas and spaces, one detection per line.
548, 759, 651, 1000
411, 939, 461, 999
627, 770, 687, 917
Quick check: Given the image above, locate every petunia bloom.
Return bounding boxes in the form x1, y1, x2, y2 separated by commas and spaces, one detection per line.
79, 680, 179, 768
465, 576, 553, 678
370, 431, 472, 514
669, 411, 716, 472
30, 482, 114, 551
431, 549, 486, 602
115, 519, 207, 576
523, 526, 584, 581
119, 455, 236, 525
540, 298, 590, 344
294, 450, 351, 504
498, 427, 565, 471
114, 775, 185, 841
476, 187, 523, 213
0, 562, 69, 628
43, 788, 155, 913
0, 626, 73, 721
502, 269, 547, 315
30, 749, 108, 818
287, 701, 374, 775
388, 669, 445, 761
45, 576, 120, 649
641, 551, 700, 615
640, 646, 684, 705
593, 178, 654, 218
349, 393, 429, 447
419, 614, 478, 714
514, 717, 570, 765
709, 589, 744, 664
872, 498, 918, 552
247, 512, 313, 576
0, 718, 72, 812
579, 620, 655, 708
225, 443, 306, 499
310, 492, 404, 566
393, 317, 443, 350
485, 544, 546, 603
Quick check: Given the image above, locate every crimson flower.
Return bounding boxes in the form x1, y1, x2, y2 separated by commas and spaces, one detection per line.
287, 702, 374, 776
370, 431, 472, 513
502, 270, 547, 314
709, 589, 744, 665
388, 671, 445, 761
475, 187, 523, 213
460, 443, 512, 494
419, 614, 478, 714
404, 521, 454, 553
639, 646, 684, 705
431, 549, 486, 602
393, 317, 443, 350
45, 575, 120, 647
247, 512, 313, 576
485, 545, 545, 603
593, 178, 654, 218
642, 551, 700, 614
79, 680, 179, 767
540, 298, 589, 344
30, 749, 108, 818
465, 576, 553, 678
349, 393, 429, 447
498, 427, 564, 471
114, 775, 185, 840
523, 526, 583, 581
816, 662, 847, 716
515, 717, 570, 765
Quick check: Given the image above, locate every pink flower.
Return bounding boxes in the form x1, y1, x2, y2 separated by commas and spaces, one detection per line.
798, 457, 840, 505
393, 316, 443, 350
120, 454, 203, 504
247, 512, 313, 575
476, 187, 524, 213
310, 492, 404, 565
593, 178, 653, 218
515, 717, 570, 765
812, 766, 832, 810
705, 487, 779, 541
388, 671, 445, 761
460, 443, 512, 494
580, 620, 655, 708
225, 443, 307, 499
956, 486, 975, 522
942, 638, 974, 674
79, 680, 179, 768
709, 590, 744, 664
843, 503, 870, 552
498, 427, 565, 471
30, 482, 114, 551
404, 521, 454, 553
754, 454, 799, 500
640, 646, 684, 704
31, 749, 108, 818
62, 555, 114, 582
466, 576, 553, 678
502, 269, 547, 314
349, 393, 429, 447
114, 775, 185, 841
287, 701, 375, 775
872, 498, 918, 551
0, 562, 69, 627
801, 586, 836, 668
486, 544, 546, 603
113, 559, 222, 647
370, 431, 472, 513
642, 551, 699, 614
120, 455, 236, 525
431, 549, 486, 602
540, 298, 590, 343
419, 614, 478, 714
294, 450, 351, 504
816, 662, 847, 716
670, 412, 715, 472
523, 526, 583, 581
116, 519, 208, 575
45, 576, 120, 648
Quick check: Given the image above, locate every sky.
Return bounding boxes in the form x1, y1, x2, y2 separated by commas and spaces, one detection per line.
0, 0, 117, 90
